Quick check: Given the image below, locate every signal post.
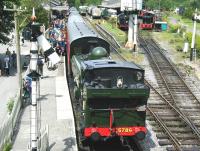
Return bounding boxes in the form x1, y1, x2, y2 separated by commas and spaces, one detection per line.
121, 0, 143, 51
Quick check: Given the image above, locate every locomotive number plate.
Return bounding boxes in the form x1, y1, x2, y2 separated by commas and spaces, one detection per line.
116, 128, 133, 133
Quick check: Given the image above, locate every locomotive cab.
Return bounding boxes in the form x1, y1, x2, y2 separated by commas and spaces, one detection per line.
74, 60, 150, 142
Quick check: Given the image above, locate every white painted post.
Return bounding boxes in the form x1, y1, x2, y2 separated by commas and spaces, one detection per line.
125, 15, 134, 49
31, 81, 37, 150
190, 8, 198, 61
133, 14, 138, 51
30, 40, 39, 151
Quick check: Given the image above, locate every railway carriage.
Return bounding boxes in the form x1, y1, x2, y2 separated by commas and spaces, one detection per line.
91, 7, 102, 19
67, 8, 150, 145
79, 6, 88, 16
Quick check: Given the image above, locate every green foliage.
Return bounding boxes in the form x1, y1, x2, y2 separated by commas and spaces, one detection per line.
82, 0, 102, 5
7, 97, 14, 114
182, 7, 193, 18
176, 45, 183, 51
168, 24, 180, 33
0, 0, 49, 44
145, 0, 173, 10
0, 0, 19, 44
185, 32, 200, 57
108, 17, 117, 28
75, 0, 81, 8
68, 0, 75, 7
19, 0, 49, 29
101, 20, 127, 45
3, 141, 12, 151
145, 0, 200, 12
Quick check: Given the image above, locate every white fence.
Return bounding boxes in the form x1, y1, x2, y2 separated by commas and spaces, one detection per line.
0, 28, 51, 150
0, 90, 22, 150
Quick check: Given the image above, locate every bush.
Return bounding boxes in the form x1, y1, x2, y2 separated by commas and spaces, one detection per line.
185, 32, 200, 58
176, 45, 183, 51
168, 24, 181, 33
108, 17, 117, 28
7, 98, 14, 114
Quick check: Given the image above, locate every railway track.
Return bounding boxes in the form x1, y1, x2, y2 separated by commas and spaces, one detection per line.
139, 35, 200, 150
87, 19, 200, 150
67, 17, 142, 151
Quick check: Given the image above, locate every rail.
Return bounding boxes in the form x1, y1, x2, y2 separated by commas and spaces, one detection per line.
93, 22, 200, 149
139, 35, 200, 140
150, 38, 200, 104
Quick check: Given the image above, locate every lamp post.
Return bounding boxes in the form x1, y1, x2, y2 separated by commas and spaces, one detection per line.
4, 5, 26, 103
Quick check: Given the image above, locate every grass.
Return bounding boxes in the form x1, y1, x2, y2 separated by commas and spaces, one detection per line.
97, 20, 146, 64
168, 12, 200, 30
7, 97, 14, 114
118, 48, 145, 64
100, 20, 127, 46
151, 31, 190, 63
3, 141, 12, 151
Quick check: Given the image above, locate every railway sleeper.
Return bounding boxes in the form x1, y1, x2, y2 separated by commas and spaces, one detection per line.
148, 106, 171, 110
148, 103, 169, 106
156, 133, 197, 140
180, 108, 200, 112
178, 105, 200, 109
167, 146, 200, 151
148, 116, 182, 121
158, 139, 172, 146
146, 112, 176, 117
159, 139, 200, 146
148, 121, 186, 127
161, 121, 186, 127
152, 127, 192, 133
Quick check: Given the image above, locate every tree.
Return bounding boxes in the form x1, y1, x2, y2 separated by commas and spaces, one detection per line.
19, 0, 49, 29
0, 0, 19, 44
0, 0, 49, 44
75, 0, 81, 8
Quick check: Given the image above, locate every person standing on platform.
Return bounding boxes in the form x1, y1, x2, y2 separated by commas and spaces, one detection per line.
4, 55, 10, 76
6, 48, 11, 59
11, 51, 17, 68
37, 57, 44, 78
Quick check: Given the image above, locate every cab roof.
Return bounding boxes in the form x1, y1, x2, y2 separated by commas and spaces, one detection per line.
81, 59, 143, 71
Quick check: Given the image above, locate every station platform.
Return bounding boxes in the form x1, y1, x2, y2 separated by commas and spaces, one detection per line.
12, 57, 78, 151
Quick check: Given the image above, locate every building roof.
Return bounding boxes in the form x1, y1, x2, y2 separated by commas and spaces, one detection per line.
99, 0, 120, 8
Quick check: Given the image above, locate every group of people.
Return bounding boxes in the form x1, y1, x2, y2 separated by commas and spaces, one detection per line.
48, 19, 66, 56
0, 48, 16, 76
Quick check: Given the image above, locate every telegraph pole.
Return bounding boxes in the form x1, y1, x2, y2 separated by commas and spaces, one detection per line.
4, 5, 26, 102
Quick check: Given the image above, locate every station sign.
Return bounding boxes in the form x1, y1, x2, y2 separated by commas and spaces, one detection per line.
120, 0, 143, 11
